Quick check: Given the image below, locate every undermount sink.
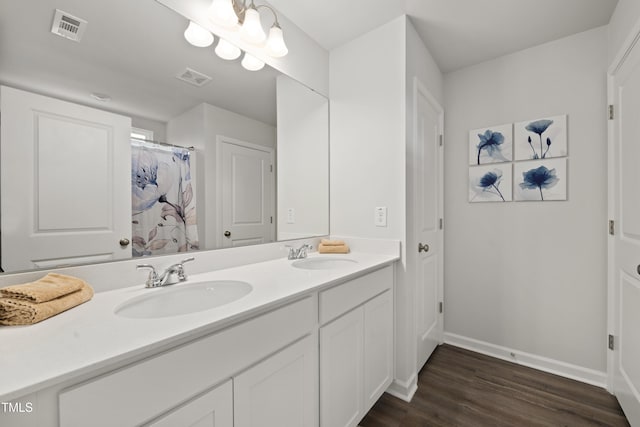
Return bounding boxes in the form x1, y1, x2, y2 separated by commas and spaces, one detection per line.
291, 257, 358, 270
115, 280, 252, 319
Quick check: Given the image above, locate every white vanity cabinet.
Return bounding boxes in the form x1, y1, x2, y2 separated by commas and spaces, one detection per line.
319, 266, 394, 427
58, 296, 316, 427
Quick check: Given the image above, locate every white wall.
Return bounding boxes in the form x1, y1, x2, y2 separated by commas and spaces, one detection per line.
131, 116, 167, 143
276, 75, 329, 240
608, 0, 640, 64
167, 103, 276, 250
330, 17, 406, 241
443, 27, 608, 373
330, 16, 445, 399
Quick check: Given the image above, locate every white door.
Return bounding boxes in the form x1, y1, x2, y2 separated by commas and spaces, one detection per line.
148, 380, 233, 427
218, 137, 274, 248
234, 336, 317, 427
609, 28, 640, 425
412, 78, 444, 371
0, 86, 132, 272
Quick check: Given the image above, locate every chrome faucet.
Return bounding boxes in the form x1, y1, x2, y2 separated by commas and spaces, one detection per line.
136, 257, 195, 288
287, 244, 312, 260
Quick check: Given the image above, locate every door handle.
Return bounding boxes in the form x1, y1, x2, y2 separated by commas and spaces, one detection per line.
224, 231, 231, 238
418, 243, 429, 253
119, 238, 130, 247
637, 264, 640, 275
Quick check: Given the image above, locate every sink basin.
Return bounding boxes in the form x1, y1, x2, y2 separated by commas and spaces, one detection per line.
291, 257, 358, 270
115, 280, 252, 319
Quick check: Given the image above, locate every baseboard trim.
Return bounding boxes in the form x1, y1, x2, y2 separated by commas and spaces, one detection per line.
444, 332, 607, 388
386, 374, 417, 402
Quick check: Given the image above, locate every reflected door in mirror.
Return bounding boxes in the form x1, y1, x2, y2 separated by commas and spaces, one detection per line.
0, 86, 132, 272
218, 137, 275, 248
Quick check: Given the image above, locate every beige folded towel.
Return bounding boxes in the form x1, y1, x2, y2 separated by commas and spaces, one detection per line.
0, 273, 87, 303
318, 243, 350, 254
320, 239, 346, 246
0, 277, 94, 326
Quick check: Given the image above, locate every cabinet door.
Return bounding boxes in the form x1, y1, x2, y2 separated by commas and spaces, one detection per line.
234, 335, 317, 427
363, 290, 394, 412
320, 307, 364, 427
148, 380, 232, 427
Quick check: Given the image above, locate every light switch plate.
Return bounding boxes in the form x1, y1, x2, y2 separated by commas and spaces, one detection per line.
374, 207, 387, 227
287, 208, 295, 224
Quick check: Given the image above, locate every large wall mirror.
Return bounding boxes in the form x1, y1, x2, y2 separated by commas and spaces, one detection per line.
0, 0, 329, 274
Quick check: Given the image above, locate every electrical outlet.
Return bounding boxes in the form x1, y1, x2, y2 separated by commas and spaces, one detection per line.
287, 208, 295, 224
374, 207, 387, 227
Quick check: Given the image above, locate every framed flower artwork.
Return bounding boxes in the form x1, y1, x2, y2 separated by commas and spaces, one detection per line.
469, 164, 513, 202
468, 123, 513, 165
513, 158, 567, 201
514, 115, 567, 161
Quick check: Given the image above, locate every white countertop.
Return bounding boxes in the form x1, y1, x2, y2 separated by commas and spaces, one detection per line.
0, 251, 398, 401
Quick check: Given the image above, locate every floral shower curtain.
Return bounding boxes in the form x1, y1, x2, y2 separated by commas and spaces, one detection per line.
131, 140, 199, 257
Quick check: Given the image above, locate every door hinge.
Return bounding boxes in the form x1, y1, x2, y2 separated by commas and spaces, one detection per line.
439, 218, 444, 230
439, 134, 443, 146
270, 216, 273, 224
439, 302, 443, 314
609, 220, 615, 236
270, 164, 273, 172
608, 334, 615, 350
609, 104, 614, 120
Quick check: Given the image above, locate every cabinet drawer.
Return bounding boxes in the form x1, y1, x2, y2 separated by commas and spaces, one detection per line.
319, 265, 392, 325
59, 296, 315, 427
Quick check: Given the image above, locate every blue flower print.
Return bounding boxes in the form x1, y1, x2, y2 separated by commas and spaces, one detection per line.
476, 130, 505, 165
520, 165, 559, 200
525, 119, 554, 159
478, 169, 506, 201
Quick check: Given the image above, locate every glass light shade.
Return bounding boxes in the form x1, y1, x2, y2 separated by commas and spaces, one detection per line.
265, 25, 288, 57
208, 0, 238, 28
184, 21, 214, 47
215, 38, 241, 60
241, 52, 265, 71
240, 7, 266, 44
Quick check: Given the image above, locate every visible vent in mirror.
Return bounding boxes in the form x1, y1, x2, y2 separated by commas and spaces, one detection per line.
51, 9, 87, 42
176, 68, 212, 87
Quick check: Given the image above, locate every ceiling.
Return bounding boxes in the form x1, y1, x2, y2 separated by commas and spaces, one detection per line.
268, 0, 619, 72
0, 0, 619, 126
0, 0, 280, 125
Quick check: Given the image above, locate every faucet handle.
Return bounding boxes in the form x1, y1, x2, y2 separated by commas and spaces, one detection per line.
136, 264, 158, 287
177, 257, 195, 281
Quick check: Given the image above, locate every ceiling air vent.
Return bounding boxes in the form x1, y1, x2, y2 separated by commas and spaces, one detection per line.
176, 68, 212, 87
51, 9, 87, 42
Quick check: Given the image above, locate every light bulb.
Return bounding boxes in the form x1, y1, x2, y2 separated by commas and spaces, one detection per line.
184, 21, 214, 47
240, 6, 266, 45
241, 52, 265, 71
215, 38, 241, 60
208, 0, 238, 28
265, 24, 288, 57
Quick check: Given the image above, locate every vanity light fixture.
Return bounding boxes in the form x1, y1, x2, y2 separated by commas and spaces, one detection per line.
208, 0, 288, 57
184, 21, 215, 47
241, 52, 265, 71
215, 38, 241, 60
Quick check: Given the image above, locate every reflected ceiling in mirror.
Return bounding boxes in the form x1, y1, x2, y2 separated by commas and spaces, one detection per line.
0, 0, 329, 274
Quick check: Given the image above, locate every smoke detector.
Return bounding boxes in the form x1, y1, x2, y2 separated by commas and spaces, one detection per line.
176, 68, 212, 87
51, 9, 87, 42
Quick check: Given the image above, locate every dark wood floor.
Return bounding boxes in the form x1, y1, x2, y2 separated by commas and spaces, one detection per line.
360, 344, 629, 427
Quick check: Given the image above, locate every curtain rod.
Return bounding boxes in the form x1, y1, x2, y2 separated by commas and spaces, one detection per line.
131, 136, 195, 151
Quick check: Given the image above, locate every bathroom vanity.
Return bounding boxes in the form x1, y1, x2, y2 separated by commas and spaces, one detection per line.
0, 248, 398, 427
